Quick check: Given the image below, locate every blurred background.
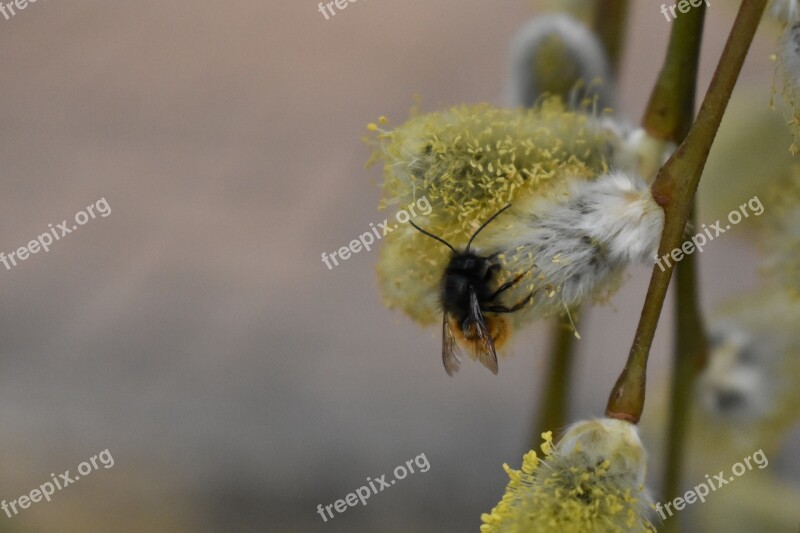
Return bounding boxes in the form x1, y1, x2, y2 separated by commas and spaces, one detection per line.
0, 0, 796, 531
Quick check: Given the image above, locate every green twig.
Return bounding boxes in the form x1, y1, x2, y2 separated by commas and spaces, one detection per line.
605, 0, 710, 523
591, 0, 630, 76
643, 4, 706, 141
532, 318, 580, 446
661, 219, 708, 532
605, 0, 767, 423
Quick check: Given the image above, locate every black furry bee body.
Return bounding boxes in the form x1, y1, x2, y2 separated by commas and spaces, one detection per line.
411, 205, 533, 375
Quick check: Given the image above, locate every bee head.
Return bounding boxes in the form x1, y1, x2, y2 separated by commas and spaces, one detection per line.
447, 253, 490, 278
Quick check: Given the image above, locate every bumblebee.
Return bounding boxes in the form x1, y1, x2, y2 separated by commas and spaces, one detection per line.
410, 205, 533, 375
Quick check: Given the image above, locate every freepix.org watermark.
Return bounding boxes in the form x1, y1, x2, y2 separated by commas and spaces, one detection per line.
316, 452, 430, 522
1, 197, 111, 272
317, 0, 367, 21
656, 195, 763, 272
321, 196, 432, 270
660, 0, 710, 22
655, 448, 768, 520
2, 449, 114, 519
0, 0, 46, 22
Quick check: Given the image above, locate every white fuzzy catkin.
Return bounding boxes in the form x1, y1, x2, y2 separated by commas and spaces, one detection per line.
698, 289, 800, 430
506, 14, 614, 110
688, 289, 800, 533
609, 123, 675, 183
482, 171, 664, 321
770, 0, 800, 24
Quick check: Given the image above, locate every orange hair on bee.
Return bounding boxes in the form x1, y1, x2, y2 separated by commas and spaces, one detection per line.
448, 315, 512, 355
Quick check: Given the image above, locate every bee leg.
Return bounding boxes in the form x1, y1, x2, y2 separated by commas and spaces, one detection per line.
489, 268, 533, 299
484, 292, 534, 314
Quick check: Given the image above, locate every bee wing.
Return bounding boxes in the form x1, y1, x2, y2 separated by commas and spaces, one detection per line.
442, 313, 463, 376
469, 290, 499, 375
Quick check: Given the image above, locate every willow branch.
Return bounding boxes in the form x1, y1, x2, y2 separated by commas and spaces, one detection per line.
621, 0, 709, 518
661, 226, 708, 532
591, 0, 630, 76
532, 318, 580, 446
605, 0, 767, 423
643, 4, 706, 141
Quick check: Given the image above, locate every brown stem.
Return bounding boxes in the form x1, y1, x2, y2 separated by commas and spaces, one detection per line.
625, 0, 710, 520
591, 0, 630, 76
605, 0, 767, 423
643, 4, 706, 141
532, 317, 579, 446
661, 218, 708, 531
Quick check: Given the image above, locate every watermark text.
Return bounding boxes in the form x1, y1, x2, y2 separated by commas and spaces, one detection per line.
0, 0, 47, 22
1, 197, 111, 272
660, 0, 710, 22
317, 452, 430, 522
656, 195, 763, 272
656, 448, 767, 520
321, 196, 431, 270
317, 0, 368, 21
2, 449, 115, 518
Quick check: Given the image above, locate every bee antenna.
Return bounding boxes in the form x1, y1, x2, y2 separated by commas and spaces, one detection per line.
466, 204, 512, 252
408, 220, 456, 252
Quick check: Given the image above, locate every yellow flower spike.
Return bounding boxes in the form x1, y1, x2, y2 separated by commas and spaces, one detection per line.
481, 418, 655, 533
368, 98, 664, 349
367, 98, 612, 225
520, 450, 539, 475
369, 100, 615, 324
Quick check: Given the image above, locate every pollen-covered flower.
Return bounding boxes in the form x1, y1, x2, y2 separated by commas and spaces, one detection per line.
481, 419, 655, 533
368, 99, 615, 229
367, 99, 626, 325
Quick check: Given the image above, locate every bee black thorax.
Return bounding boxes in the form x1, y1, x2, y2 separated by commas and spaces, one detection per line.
441, 253, 497, 319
